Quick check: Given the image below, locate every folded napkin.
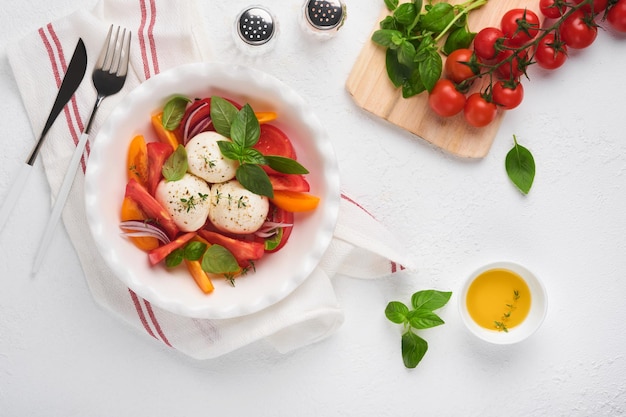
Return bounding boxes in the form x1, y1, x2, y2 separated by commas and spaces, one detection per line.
7, 0, 414, 359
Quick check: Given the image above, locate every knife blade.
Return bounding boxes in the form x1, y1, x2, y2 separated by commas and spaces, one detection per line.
0, 38, 88, 233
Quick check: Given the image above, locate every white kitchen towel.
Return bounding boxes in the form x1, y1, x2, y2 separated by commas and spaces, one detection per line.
6, 0, 415, 360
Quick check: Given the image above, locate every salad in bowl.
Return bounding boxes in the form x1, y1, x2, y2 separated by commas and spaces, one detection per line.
85, 63, 340, 319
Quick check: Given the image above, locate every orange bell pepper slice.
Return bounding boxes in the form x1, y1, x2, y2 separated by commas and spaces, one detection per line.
126, 135, 149, 187
255, 111, 278, 124
120, 196, 160, 251
270, 190, 320, 212
185, 259, 214, 294
151, 112, 181, 151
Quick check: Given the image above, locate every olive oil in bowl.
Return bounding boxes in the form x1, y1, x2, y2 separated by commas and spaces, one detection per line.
465, 268, 531, 332
459, 261, 548, 344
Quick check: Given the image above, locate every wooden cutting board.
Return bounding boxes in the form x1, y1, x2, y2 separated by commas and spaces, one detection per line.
346, 1, 542, 158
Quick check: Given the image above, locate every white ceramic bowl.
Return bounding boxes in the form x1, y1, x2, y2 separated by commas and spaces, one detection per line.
458, 261, 548, 344
85, 62, 340, 319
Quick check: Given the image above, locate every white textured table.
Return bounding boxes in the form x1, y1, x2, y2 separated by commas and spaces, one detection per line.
2, 0, 625, 415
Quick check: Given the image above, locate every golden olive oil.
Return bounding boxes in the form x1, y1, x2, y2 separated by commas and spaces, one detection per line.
466, 268, 531, 332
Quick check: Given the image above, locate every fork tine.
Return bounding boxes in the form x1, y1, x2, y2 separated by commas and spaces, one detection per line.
116, 29, 131, 77
95, 25, 113, 71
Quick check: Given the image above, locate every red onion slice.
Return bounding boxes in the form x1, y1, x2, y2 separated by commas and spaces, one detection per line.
183, 102, 209, 144
120, 221, 171, 244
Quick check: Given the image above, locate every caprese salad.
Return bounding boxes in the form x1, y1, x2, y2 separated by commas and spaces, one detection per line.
120, 95, 320, 293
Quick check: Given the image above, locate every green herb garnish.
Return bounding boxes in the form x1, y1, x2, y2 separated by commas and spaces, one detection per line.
372, 0, 486, 98
385, 289, 452, 368
506, 135, 535, 195
162, 145, 188, 182
161, 95, 191, 131
494, 290, 520, 333
201, 244, 240, 276
210, 96, 308, 198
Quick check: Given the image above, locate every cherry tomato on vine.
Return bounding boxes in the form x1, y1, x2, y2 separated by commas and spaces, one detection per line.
428, 79, 466, 118
534, 33, 568, 69
571, 0, 608, 14
492, 80, 524, 110
559, 10, 598, 49
495, 47, 529, 80
539, 0, 566, 18
607, 0, 626, 33
464, 93, 498, 128
445, 48, 481, 83
473, 27, 505, 61
500, 9, 541, 46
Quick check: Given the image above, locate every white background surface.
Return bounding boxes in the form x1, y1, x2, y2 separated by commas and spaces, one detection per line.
1, 0, 626, 416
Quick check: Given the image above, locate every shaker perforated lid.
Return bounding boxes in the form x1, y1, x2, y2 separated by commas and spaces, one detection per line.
304, 0, 346, 31
236, 6, 276, 46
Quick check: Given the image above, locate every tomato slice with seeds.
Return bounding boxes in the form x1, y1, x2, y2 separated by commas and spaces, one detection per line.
253, 124, 297, 174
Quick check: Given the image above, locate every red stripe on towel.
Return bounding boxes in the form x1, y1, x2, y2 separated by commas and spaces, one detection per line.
138, 0, 160, 79
143, 300, 172, 347
341, 193, 376, 219
128, 289, 157, 340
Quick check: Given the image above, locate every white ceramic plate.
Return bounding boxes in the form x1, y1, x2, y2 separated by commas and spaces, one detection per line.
85, 62, 340, 319
458, 261, 548, 344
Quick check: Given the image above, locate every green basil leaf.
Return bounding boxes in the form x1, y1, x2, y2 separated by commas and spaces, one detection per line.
201, 244, 240, 274
384, 0, 398, 11
162, 145, 188, 182
385, 301, 410, 324
210, 96, 239, 138
401, 68, 426, 98
236, 164, 274, 197
231, 104, 261, 149
393, 3, 418, 26
184, 241, 207, 262
264, 155, 309, 175
416, 40, 442, 92
165, 248, 184, 268
379, 15, 400, 31
386, 49, 411, 88
264, 228, 283, 251
506, 136, 535, 194
411, 290, 452, 311
413, 0, 423, 13
398, 40, 417, 67
407, 309, 445, 329
217, 141, 242, 161
372, 29, 404, 49
420, 2, 455, 34
241, 148, 267, 165
443, 27, 476, 55
401, 331, 428, 369
161, 95, 191, 131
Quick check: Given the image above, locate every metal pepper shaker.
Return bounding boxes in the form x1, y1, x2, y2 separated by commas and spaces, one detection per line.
301, 0, 347, 39
234, 6, 278, 55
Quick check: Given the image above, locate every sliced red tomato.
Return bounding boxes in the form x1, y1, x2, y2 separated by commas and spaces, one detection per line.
148, 232, 196, 265
268, 174, 310, 192
146, 141, 174, 196
197, 230, 265, 268
125, 178, 180, 240
253, 124, 297, 174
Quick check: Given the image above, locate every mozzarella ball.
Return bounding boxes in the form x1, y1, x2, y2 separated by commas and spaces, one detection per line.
208, 180, 269, 234
185, 131, 238, 184
155, 173, 212, 232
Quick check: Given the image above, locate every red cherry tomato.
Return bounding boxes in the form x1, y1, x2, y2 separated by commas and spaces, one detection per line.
571, 0, 608, 14
539, 0, 566, 18
428, 79, 466, 117
560, 10, 598, 49
495, 47, 529, 80
464, 93, 498, 128
607, 0, 626, 32
473, 27, 505, 61
444, 48, 481, 83
492, 80, 524, 110
534, 33, 568, 69
500, 9, 541, 46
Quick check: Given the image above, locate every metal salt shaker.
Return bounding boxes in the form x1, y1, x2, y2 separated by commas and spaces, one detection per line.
234, 6, 278, 55
301, 0, 347, 39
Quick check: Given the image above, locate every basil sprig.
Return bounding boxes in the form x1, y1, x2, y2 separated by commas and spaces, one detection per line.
162, 145, 188, 182
385, 290, 451, 368
210, 96, 308, 198
372, 0, 486, 98
161, 95, 191, 131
